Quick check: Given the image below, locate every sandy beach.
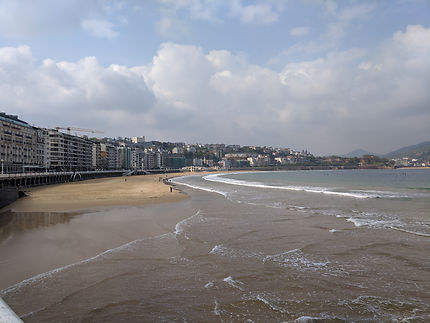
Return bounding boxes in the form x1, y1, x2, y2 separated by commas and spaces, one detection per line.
0, 174, 194, 289
3, 173, 187, 213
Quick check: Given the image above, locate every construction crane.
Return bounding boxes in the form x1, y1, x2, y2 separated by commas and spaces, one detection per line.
55, 126, 104, 135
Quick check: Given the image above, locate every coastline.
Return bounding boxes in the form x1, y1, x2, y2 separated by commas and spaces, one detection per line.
1, 174, 188, 213
1, 169, 429, 321
0, 173, 194, 289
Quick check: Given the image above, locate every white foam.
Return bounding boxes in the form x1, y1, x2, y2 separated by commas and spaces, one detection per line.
204, 281, 214, 289
389, 227, 430, 237
170, 176, 228, 197
174, 209, 203, 239
204, 173, 426, 200
329, 229, 339, 233
346, 217, 402, 229
264, 249, 330, 272
223, 276, 244, 291
213, 298, 221, 316
294, 316, 324, 322
209, 244, 263, 260
203, 174, 375, 199
1, 232, 175, 296
254, 294, 286, 313
168, 256, 191, 264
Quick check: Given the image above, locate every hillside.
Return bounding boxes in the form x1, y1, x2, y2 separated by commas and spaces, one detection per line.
341, 149, 374, 158
384, 141, 430, 159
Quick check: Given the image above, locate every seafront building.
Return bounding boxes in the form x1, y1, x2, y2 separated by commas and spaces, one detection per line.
48, 129, 93, 171
0, 113, 47, 173
92, 143, 118, 170
3, 111, 370, 175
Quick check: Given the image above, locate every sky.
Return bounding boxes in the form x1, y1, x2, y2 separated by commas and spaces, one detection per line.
0, 0, 429, 156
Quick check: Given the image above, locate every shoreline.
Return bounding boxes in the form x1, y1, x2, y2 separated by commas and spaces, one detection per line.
1, 174, 188, 213
0, 173, 196, 289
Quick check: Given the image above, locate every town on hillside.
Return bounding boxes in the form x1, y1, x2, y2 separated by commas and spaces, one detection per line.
1, 112, 428, 175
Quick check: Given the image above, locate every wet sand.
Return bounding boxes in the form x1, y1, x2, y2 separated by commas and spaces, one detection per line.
0, 174, 194, 289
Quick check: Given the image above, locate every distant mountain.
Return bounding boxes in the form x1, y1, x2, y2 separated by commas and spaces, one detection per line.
341, 149, 374, 158
384, 141, 430, 159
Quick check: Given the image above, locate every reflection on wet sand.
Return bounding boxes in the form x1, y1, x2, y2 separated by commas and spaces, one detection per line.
0, 211, 81, 244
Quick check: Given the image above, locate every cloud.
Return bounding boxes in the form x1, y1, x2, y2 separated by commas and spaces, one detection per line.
230, 0, 279, 24
290, 26, 310, 37
338, 3, 377, 21
157, 0, 281, 25
0, 0, 124, 39
0, 47, 154, 131
158, 0, 222, 22
81, 18, 119, 39
1, 25, 429, 154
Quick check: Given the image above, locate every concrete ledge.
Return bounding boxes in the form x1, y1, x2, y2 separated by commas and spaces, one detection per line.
0, 298, 22, 322
0, 187, 20, 209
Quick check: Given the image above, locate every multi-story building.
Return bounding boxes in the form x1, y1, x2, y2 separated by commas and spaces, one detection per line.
143, 150, 155, 169
0, 112, 47, 173
92, 142, 103, 170
106, 144, 118, 169
131, 148, 145, 170
132, 136, 145, 145
92, 142, 118, 170
117, 146, 132, 169
48, 129, 93, 171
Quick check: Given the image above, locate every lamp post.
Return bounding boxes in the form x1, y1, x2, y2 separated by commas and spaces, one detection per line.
1, 159, 3, 175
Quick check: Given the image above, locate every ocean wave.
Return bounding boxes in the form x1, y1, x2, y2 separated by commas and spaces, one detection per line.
169, 177, 229, 197
339, 295, 430, 321
2, 208, 207, 296
323, 209, 430, 237
243, 292, 288, 314
0, 231, 176, 297
210, 244, 332, 274
346, 217, 403, 229
292, 316, 330, 322
263, 249, 330, 272
209, 244, 263, 260
203, 174, 410, 199
223, 276, 244, 291
174, 209, 204, 240
389, 227, 430, 237
213, 298, 221, 316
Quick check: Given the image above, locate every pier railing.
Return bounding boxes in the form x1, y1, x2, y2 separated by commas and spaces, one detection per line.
0, 169, 183, 189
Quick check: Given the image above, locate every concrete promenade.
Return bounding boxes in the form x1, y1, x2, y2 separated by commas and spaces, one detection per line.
0, 169, 182, 189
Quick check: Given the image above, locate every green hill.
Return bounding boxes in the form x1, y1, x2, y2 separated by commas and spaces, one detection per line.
384, 141, 430, 159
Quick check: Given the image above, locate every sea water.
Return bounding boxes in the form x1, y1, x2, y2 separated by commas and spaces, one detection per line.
1, 169, 430, 322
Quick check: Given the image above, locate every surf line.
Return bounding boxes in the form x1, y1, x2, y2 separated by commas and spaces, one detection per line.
389, 226, 430, 237
203, 174, 372, 199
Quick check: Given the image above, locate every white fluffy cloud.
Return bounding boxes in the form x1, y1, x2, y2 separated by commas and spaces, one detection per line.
1, 25, 429, 154
0, 46, 154, 131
